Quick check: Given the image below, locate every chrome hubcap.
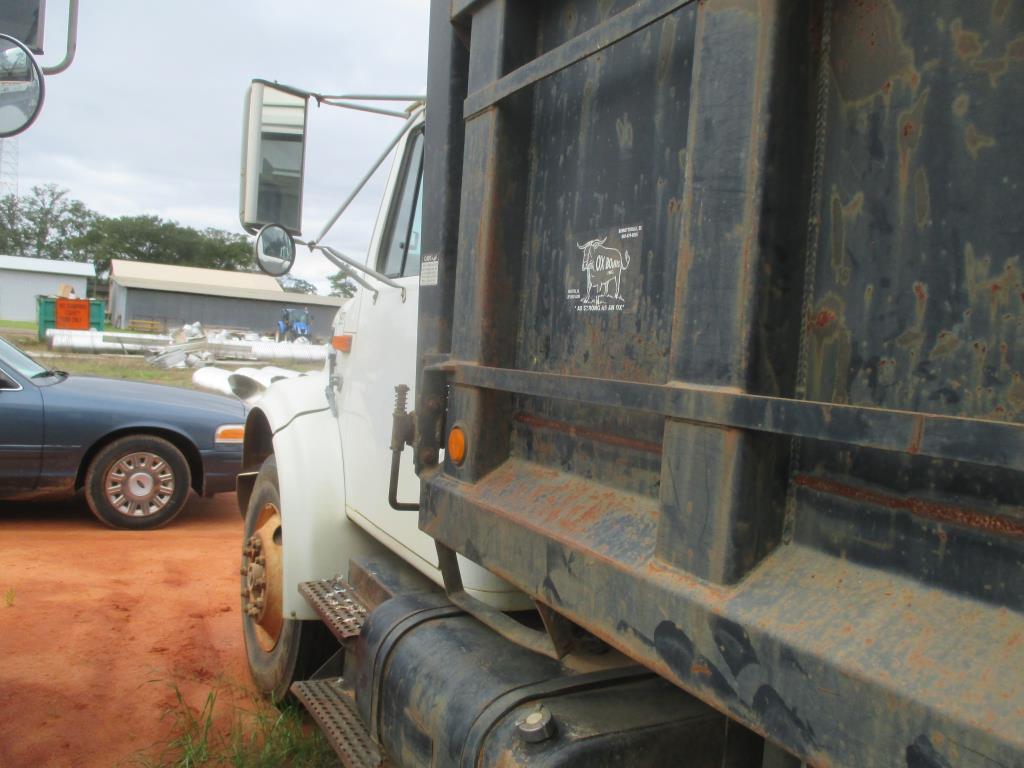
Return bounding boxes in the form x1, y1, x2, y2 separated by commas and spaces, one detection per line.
104, 452, 174, 517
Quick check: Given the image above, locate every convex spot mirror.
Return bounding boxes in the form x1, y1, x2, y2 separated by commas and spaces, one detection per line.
0, 34, 44, 138
254, 223, 296, 277
240, 81, 308, 235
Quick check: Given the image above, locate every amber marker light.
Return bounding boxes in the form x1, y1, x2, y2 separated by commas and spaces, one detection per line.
215, 425, 245, 444
332, 334, 354, 353
447, 426, 466, 465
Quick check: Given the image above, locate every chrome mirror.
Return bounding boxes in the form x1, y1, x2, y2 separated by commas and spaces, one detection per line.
254, 223, 296, 277
240, 81, 308, 235
0, 34, 44, 138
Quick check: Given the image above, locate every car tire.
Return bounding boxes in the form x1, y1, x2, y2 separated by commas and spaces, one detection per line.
84, 434, 192, 530
241, 455, 336, 702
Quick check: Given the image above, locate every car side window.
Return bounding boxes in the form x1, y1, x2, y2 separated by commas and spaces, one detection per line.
377, 129, 424, 279
0, 368, 20, 390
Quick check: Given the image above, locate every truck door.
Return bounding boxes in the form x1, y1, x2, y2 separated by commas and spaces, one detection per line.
339, 128, 436, 567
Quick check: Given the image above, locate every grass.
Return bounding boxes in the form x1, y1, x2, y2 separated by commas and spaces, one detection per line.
40, 353, 199, 389
0, 319, 39, 331
3, 588, 14, 607
140, 684, 337, 768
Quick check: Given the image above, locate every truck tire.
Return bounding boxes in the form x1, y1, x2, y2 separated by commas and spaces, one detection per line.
241, 455, 335, 702
84, 434, 192, 530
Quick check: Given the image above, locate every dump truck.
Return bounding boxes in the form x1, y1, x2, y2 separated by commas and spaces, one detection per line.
236, 2, 1024, 766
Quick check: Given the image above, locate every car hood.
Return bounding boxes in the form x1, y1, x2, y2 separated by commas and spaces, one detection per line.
42, 374, 246, 421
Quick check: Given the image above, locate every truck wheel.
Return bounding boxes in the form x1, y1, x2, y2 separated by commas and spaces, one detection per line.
241, 455, 335, 702
84, 435, 191, 530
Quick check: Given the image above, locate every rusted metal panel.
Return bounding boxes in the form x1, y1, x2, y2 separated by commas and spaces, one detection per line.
421, 462, 1024, 767
417, 0, 1024, 764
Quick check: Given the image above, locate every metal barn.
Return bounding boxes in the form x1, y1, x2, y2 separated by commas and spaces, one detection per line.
108, 260, 344, 336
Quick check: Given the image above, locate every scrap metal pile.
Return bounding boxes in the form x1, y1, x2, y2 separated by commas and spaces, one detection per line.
45, 323, 328, 367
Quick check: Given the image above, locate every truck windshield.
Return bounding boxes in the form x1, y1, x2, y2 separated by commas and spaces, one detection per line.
0, 336, 48, 379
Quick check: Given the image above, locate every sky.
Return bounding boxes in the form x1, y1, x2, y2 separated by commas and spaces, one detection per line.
15, 0, 430, 292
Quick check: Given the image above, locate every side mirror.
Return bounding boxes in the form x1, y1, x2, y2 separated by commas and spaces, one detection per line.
240, 80, 308, 235
254, 223, 296, 277
0, 33, 44, 138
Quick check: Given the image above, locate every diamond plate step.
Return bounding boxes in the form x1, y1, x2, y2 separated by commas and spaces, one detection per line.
292, 679, 381, 768
300, 577, 369, 641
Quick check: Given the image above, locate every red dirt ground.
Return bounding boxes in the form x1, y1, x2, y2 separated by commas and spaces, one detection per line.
0, 492, 257, 767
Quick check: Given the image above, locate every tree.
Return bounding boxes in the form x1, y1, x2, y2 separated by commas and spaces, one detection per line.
0, 184, 96, 262
0, 184, 258, 279
328, 269, 358, 298
80, 214, 254, 277
279, 276, 319, 295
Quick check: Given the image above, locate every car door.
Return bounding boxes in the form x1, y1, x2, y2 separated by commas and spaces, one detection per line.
0, 362, 43, 493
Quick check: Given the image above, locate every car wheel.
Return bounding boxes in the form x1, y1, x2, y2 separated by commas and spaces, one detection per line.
84, 434, 192, 530
241, 455, 336, 702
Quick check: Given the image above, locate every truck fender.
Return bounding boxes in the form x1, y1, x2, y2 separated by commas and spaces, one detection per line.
240, 373, 386, 620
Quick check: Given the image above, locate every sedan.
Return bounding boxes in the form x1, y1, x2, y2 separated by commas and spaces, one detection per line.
0, 335, 245, 529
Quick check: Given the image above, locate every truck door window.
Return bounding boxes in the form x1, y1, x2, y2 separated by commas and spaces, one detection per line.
378, 130, 424, 278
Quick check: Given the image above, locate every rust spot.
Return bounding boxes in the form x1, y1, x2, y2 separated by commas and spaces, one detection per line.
950, 19, 983, 61
691, 660, 712, 678
973, 56, 1010, 86
795, 474, 1024, 540
812, 309, 836, 328
930, 331, 962, 360
964, 123, 996, 160
1009, 375, 1024, 410
907, 415, 925, 454
913, 283, 927, 303
952, 93, 970, 118
830, 0, 917, 104
513, 412, 663, 455
829, 190, 862, 286
914, 168, 930, 229
898, 89, 929, 198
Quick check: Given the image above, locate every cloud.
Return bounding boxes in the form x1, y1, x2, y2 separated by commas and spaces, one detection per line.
16, 0, 429, 290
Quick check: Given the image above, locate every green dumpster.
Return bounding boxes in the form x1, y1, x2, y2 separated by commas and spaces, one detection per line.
37, 297, 106, 341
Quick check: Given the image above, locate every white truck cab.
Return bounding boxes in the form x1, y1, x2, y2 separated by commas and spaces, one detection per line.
235, 83, 523, 699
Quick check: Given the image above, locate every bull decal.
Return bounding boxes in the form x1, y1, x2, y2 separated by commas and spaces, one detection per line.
577, 236, 630, 304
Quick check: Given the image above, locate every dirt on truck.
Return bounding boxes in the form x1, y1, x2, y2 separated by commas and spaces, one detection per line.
233, 1, 1024, 767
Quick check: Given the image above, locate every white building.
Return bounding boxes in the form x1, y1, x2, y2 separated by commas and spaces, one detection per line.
0, 255, 95, 322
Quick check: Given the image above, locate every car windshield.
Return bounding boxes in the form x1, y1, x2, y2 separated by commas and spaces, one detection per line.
0, 336, 49, 378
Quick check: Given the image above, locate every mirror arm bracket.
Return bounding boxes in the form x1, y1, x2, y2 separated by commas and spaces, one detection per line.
309, 106, 424, 246
301, 242, 406, 299
40, 0, 80, 76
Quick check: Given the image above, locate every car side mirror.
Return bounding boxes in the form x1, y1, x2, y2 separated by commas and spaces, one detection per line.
239, 80, 309, 236
0, 33, 44, 138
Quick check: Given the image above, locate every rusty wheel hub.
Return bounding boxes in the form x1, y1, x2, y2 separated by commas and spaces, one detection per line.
242, 535, 268, 618
241, 503, 284, 652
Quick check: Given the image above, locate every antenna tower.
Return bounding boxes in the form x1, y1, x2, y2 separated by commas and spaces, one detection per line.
0, 137, 18, 199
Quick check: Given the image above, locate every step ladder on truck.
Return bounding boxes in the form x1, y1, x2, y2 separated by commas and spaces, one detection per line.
235, 2, 1024, 766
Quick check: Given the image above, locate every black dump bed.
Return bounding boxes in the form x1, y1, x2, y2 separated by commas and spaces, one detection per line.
415, 1, 1024, 765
